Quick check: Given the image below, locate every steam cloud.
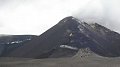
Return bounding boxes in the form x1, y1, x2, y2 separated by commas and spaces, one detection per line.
73, 0, 120, 33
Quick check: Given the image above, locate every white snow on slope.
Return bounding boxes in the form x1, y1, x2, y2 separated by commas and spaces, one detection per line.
60, 45, 78, 50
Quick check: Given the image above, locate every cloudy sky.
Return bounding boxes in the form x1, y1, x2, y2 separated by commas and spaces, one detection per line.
0, 0, 120, 35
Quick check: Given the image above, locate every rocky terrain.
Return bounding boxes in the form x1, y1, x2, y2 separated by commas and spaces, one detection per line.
0, 16, 120, 67
1, 48, 120, 67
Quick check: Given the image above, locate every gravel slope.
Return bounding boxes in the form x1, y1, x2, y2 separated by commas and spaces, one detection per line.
1, 49, 120, 67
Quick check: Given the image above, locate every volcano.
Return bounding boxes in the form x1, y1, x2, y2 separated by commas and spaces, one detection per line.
1, 16, 120, 58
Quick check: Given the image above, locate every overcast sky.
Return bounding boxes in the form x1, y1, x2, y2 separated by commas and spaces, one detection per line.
0, 0, 120, 35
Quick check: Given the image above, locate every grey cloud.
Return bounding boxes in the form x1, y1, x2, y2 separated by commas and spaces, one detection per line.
73, 0, 120, 33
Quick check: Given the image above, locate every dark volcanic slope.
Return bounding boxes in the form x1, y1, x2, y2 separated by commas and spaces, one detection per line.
0, 35, 37, 56
3, 16, 80, 58
2, 16, 120, 58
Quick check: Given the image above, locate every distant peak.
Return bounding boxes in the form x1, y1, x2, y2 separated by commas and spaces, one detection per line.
63, 16, 74, 19
57, 16, 82, 26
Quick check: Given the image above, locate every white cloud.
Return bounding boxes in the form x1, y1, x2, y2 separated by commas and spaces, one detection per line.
74, 0, 120, 33
0, 0, 90, 35
1, 0, 120, 35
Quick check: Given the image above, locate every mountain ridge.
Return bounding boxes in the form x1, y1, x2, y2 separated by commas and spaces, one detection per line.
0, 16, 120, 58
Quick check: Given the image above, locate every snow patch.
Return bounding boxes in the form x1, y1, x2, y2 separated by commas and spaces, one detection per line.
77, 25, 84, 33
60, 45, 78, 50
